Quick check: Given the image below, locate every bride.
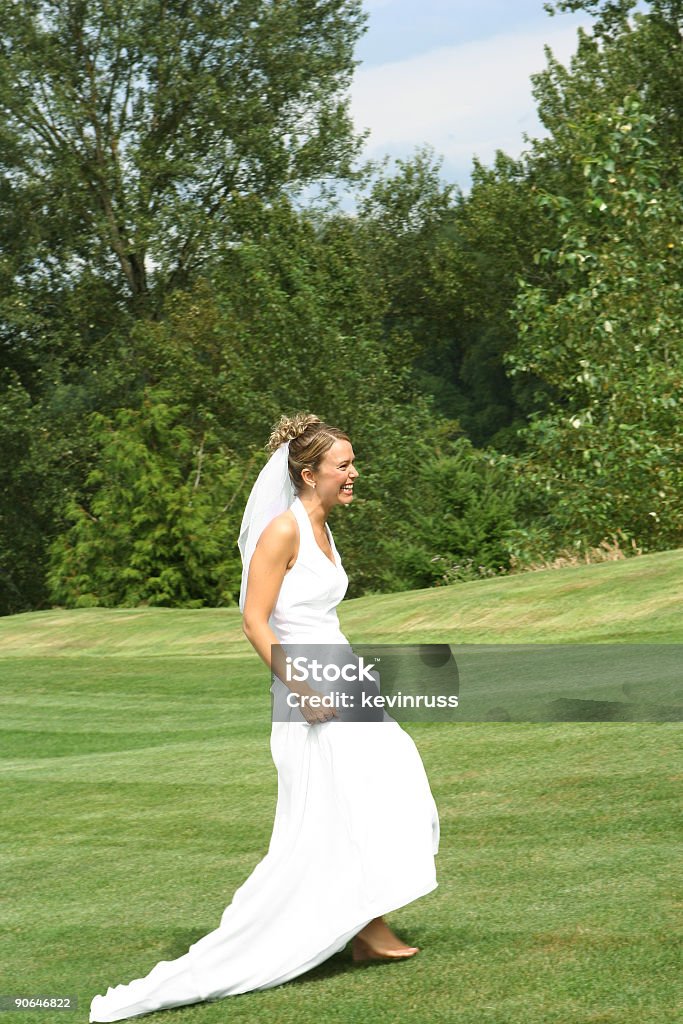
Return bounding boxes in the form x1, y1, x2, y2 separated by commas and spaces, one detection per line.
89, 413, 440, 1022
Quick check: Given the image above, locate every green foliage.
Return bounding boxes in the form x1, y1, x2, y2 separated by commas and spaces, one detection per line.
506, 94, 683, 556
544, 0, 682, 41
348, 146, 561, 451
359, 432, 520, 593
443, 151, 562, 448
0, 0, 366, 311
114, 197, 457, 600
355, 148, 460, 386
532, 3, 683, 200
5, 1, 683, 613
0, 365, 102, 614
0, 372, 53, 613
544, 0, 639, 36
47, 390, 245, 607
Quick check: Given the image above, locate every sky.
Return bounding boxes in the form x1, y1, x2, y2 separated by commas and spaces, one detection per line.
348, 0, 594, 193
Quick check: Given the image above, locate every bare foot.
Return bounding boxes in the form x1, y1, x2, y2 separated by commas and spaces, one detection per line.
352, 916, 420, 960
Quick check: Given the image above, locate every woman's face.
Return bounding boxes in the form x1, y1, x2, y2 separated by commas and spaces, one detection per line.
309, 439, 358, 506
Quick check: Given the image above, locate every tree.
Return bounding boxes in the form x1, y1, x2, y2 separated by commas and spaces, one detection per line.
44, 194, 460, 605
0, 371, 57, 613
345, 147, 565, 450
0, 0, 367, 316
544, 0, 682, 41
47, 389, 245, 607
537, 1, 683, 173
378, 434, 520, 592
504, 94, 683, 556
440, 151, 564, 449
0, 1, 370, 612
150, 195, 459, 598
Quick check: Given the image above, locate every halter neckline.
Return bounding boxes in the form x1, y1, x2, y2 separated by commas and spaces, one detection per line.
293, 496, 338, 568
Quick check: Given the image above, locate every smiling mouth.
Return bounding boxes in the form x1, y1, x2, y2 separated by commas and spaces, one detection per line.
340, 484, 354, 492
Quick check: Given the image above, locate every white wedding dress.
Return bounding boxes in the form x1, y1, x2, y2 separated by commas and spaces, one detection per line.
89, 496, 440, 1021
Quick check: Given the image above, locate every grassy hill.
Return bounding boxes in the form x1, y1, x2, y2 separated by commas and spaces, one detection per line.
1, 550, 681, 1024
1, 547, 681, 657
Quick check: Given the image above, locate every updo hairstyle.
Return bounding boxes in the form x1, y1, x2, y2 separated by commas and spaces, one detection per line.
266, 413, 350, 495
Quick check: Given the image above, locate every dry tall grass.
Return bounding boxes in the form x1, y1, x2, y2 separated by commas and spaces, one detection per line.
510, 531, 644, 574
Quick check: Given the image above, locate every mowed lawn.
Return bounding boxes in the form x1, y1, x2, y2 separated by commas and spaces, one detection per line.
1, 549, 682, 1024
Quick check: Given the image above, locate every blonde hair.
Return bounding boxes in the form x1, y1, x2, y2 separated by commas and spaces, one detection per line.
266, 412, 350, 494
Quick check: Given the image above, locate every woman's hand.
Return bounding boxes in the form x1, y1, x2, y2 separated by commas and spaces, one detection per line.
289, 682, 339, 726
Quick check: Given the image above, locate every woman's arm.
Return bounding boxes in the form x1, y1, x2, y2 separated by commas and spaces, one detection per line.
242, 515, 337, 724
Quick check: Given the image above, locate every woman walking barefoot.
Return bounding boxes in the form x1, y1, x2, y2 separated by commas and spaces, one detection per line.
89, 413, 439, 1022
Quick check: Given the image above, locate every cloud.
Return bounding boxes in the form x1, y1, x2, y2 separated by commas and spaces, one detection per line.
350, 19, 590, 187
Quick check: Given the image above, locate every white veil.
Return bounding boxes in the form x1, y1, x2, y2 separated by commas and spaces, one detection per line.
237, 440, 295, 613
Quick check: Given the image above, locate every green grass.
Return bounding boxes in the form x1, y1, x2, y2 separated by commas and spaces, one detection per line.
1, 549, 682, 1023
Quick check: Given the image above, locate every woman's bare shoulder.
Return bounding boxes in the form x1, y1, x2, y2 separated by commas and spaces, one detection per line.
255, 507, 298, 556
